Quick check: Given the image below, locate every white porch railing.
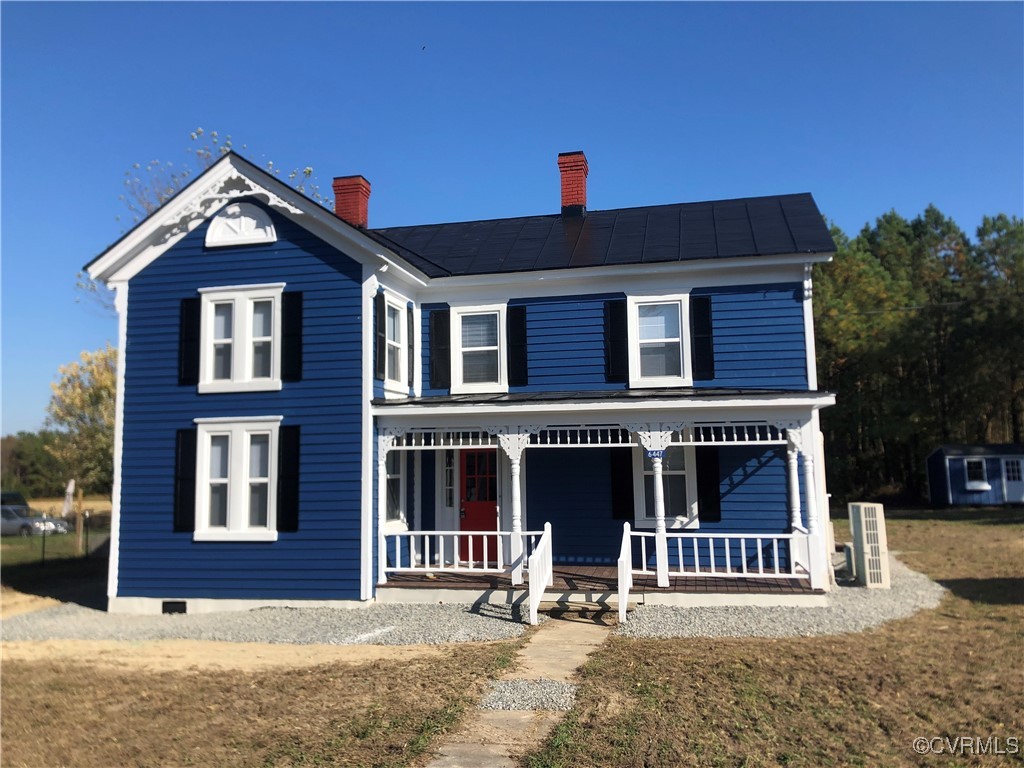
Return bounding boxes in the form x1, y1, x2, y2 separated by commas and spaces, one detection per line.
626, 530, 811, 580
382, 529, 544, 579
617, 522, 633, 623
527, 522, 553, 625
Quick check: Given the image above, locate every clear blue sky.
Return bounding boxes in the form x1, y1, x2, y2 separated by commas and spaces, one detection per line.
2, 2, 1021, 436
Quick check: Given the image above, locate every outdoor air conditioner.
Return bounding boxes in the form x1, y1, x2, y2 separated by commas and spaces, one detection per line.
848, 502, 891, 589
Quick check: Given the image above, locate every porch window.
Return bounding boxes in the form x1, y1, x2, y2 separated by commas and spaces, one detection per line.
450, 304, 508, 394
198, 284, 285, 393
386, 452, 405, 523
632, 446, 699, 529
626, 295, 692, 388
964, 458, 990, 491
194, 417, 282, 541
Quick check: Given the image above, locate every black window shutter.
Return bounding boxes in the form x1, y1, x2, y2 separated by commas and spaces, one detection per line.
277, 425, 300, 532
695, 446, 722, 523
690, 296, 715, 381
605, 299, 628, 383
374, 292, 386, 381
610, 447, 635, 520
173, 429, 197, 532
281, 292, 303, 382
407, 305, 415, 389
429, 308, 451, 389
178, 298, 201, 386
507, 305, 528, 387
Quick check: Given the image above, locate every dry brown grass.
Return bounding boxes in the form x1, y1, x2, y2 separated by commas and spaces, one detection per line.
522, 509, 1024, 768
1, 642, 520, 768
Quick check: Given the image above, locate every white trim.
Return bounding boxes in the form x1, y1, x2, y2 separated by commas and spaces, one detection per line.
384, 449, 407, 526
627, 294, 693, 388
205, 202, 277, 248
107, 596, 373, 615
381, 289, 412, 397
107, 281, 129, 606
193, 415, 284, 425
193, 418, 282, 542
631, 445, 699, 530
198, 283, 284, 394
802, 264, 819, 391
449, 302, 508, 395
360, 271, 376, 600
963, 457, 991, 491
87, 154, 430, 288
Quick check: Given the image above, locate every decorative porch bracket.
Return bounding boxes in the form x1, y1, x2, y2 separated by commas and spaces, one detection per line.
487, 425, 543, 586
626, 423, 687, 587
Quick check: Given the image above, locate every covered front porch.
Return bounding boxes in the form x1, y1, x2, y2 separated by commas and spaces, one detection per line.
372, 393, 833, 622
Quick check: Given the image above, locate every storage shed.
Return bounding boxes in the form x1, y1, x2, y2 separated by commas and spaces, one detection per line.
926, 444, 1024, 507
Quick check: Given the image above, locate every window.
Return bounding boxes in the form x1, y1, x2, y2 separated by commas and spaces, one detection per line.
385, 451, 405, 523
964, 458, 991, 491
632, 446, 699, 529
194, 417, 282, 541
1006, 459, 1023, 483
450, 304, 507, 394
626, 295, 692, 388
205, 203, 277, 248
199, 284, 284, 393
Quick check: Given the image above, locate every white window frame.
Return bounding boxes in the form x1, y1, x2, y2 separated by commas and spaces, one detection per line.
198, 283, 285, 394
631, 445, 699, 529
964, 458, 991, 491
627, 294, 693, 388
384, 450, 407, 532
205, 202, 277, 248
193, 416, 282, 542
382, 295, 409, 396
450, 303, 508, 395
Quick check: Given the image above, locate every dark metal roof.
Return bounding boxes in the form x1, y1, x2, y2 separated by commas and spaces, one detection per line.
370, 193, 835, 278
373, 387, 828, 409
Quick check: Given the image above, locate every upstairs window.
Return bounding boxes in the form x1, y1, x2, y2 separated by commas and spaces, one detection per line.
198, 284, 285, 393
627, 295, 692, 388
450, 304, 508, 394
374, 291, 413, 395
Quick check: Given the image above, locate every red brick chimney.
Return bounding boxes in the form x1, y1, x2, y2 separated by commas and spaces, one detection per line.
332, 175, 371, 228
557, 151, 588, 216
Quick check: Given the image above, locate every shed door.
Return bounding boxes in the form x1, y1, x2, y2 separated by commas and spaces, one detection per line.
1004, 459, 1024, 503
460, 449, 499, 563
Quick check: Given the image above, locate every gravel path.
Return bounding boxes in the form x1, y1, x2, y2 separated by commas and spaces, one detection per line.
1, 602, 530, 646
616, 554, 947, 639
479, 679, 578, 711
3, 555, 945, 646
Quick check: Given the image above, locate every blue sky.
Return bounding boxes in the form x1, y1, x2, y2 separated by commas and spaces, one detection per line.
2, 1, 1022, 436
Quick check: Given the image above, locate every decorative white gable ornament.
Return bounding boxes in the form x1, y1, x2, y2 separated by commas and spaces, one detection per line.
205, 202, 278, 248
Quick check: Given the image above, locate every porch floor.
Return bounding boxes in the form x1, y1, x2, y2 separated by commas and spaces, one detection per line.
382, 565, 818, 596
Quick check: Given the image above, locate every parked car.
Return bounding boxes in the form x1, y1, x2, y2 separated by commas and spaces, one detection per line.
0, 505, 69, 536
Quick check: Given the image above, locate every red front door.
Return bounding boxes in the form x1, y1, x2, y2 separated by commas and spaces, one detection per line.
460, 449, 499, 562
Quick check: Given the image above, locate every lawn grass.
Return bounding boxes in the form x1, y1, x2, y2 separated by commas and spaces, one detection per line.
521, 508, 1024, 768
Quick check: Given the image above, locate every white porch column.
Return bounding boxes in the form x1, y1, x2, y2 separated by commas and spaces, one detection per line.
802, 448, 819, 536
627, 424, 678, 588
786, 436, 804, 532
494, 429, 538, 586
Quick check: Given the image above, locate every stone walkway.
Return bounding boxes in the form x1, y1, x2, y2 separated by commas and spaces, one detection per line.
424, 605, 612, 768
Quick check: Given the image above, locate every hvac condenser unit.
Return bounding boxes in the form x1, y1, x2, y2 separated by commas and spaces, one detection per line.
848, 502, 890, 588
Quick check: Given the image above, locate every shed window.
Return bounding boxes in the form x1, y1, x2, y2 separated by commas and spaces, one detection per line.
964, 458, 991, 491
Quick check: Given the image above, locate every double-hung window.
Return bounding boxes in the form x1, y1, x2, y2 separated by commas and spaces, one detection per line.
194, 417, 281, 541
450, 304, 507, 394
964, 458, 990, 491
632, 445, 699, 529
385, 452, 405, 524
626, 295, 692, 388
199, 284, 284, 393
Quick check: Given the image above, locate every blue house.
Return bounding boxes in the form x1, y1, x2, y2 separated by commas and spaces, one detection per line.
927, 444, 1024, 507
86, 151, 837, 617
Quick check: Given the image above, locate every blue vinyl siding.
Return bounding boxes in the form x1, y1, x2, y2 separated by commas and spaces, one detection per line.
692, 284, 807, 389
706, 446, 791, 534
509, 294, 626, 393
119, 201, 365, 600
525, 449, 622, 564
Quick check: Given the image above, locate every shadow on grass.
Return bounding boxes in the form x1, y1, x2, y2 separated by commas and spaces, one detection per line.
937, 577, 1024, 606
830, 506, 1024, 525
1, 540, 109, 611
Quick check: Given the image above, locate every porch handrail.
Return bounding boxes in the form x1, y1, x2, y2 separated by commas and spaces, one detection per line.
527, 522, 553, 626
617, 522, 633, 623
627, 531, 809, 580
382, 529, 544, 578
